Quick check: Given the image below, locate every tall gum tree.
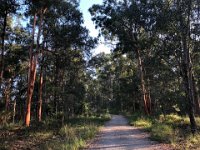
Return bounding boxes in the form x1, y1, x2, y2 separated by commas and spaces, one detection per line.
89, 0, 156, 114
25, 0, 48, 126
179, 0, 197, 134
0, 0, 18, 110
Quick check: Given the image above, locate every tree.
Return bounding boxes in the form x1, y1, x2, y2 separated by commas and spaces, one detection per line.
89, 0, 159, 114
0, 0, 18, 110
90, 0, 200, 133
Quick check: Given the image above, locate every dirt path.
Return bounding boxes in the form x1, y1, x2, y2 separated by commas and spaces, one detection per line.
87, 115, 173, 150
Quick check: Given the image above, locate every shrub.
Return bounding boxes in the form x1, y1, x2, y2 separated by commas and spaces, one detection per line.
185, 133, 200, 149
151, 123, 174, 143
59, 125, 77, 143
55, 123, 99, 149
134, 118, 152, 129
77, 124, 97, 140
160, 114, 182, 125
0, 111, 12, 127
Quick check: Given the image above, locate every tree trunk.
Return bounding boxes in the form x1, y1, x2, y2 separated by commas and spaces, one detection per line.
25, 13, 37, 127
13, 99, 16, 123
182, 60, 196, 134
38, 65, 43, 122
25, 56, 37, 126
181, 0, 197, 134
36, 8, 46, 122
136, 49, 151, 115
192, 75, 200, 116
0, 11, 7, 82
54, 59, 58, 117
182, 33, 197, 134
4, 78, 11, 111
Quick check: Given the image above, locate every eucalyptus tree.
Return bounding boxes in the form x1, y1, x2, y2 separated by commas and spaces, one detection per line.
89, 0, 160, 115
0, 0, 19, 110
174, 0, 200, 134
88, 52, 139, 114
88, 53, 112, 113
112, 52, 139, 113
41, 0, 95, 119
90, 0, 200, 134
154, 0, 200, 134
24, 0, 51, 126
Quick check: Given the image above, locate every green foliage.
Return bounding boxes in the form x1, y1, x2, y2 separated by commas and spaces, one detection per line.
1, 0, 200, 148
134, 118, 152, 129
0, 115, 109, 150
59, 125, 76, 139
128, 113, 200, 149
151, 124, 174, 143
159, 114, 182, 125
39, 115, 109, 150
185, 134, 200, 149
0, 111, 12, 127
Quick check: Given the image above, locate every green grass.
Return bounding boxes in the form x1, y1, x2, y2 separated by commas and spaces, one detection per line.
41, 124, 98, 150
150, 123, 174, 143
39, 115, 110, 150
0, 114, 110, 150
127, 113, 200, 149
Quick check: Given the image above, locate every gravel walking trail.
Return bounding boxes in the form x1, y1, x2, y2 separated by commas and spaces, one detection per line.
87, 115, 173, 150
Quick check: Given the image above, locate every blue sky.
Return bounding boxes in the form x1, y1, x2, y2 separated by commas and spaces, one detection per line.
79, 0, 110, 55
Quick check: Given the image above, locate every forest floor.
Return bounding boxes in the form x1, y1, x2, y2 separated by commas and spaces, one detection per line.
0, 116, 110, 150
86, 115, 173, 150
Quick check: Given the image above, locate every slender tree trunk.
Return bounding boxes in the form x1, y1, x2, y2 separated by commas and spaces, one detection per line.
38, 65, 43, 122
25, 56, 37, 126
5, 78, 11, 111
182, 55, 196, 134
36, 8, 46, 122
192, 75, 200, 115
182, 33, 197, 134
13, 99, 16, 123
25, 13, 37, 127
136, 49, 151, 115
0, 11, 7, 82
181, 0, 197, 134
54, 60, 58, 117
43, 66, 47, 118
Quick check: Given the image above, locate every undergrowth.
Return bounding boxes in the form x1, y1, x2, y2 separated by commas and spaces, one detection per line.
127, 113, 200, 149
39, 115, 111, 150
0, 114, 111, 150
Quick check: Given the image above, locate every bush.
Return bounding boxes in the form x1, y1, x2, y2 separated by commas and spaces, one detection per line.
45, 122, 100, 150
151, 123, 174, 143
77, 124, 97, 140
134, 118, 152, 129
160, 114, 182, 125
59, 125, 77, 143
185, 133, 200, 149
0, 111, 12, 127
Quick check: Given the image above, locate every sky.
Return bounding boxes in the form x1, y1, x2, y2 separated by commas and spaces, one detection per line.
79, 0, 111, 55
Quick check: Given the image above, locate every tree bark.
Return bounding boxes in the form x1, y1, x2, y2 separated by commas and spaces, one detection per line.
36, 8, 46, 122
4, 78, 11, 111
1, 11, 7, 78
38, 61, 43, 122
136, 49, 151, 115
54, 59, 58, 117
25, 13, 37, 127
192, 75, 200, 116
0, 11, 7, 86
25, 56, 37, 126
13, 99, 16, 123
181, 0, 197, 134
